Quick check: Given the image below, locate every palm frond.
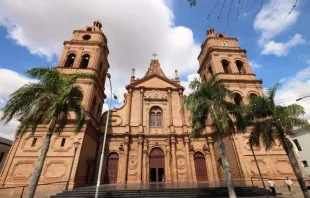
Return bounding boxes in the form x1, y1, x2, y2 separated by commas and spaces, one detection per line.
1, 67, 90, 137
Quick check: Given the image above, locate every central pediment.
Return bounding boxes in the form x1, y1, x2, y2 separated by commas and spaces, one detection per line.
126, 74, 183, 89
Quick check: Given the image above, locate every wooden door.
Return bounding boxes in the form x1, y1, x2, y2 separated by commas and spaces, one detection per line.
104, 152, 119, 184
149, 148, 165, 182
194, 152, 208, 181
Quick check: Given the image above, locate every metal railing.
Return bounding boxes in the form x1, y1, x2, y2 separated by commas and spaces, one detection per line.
0, 181, 67, 198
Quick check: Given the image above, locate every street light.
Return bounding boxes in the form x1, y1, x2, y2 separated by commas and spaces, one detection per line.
64, 140, 81, 198
296, 96, 310, 101
95, 73, 117, 198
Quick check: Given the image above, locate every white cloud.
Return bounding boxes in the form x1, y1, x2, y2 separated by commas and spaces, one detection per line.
248, 60, 262, 69
181, 73, 200, 95
0, 68, 34, 140
0, 115, 18, 140
261, 34, 306, 56
254, 0, 304, 56
0, 68, 34, 104
276, 66, 310, 121
0, 0, 200, 104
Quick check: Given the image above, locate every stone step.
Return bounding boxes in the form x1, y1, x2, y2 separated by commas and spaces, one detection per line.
50, 186, 271, 198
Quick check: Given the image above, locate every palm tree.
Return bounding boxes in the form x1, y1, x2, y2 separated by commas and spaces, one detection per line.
246, 84, 310, 198
183, 76, 246, 198
0, 67, 91, 198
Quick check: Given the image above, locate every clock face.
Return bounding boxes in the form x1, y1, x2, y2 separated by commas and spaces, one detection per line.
221, 41, 229, 46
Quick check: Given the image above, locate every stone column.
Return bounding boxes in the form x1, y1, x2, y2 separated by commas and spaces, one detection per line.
179, 90, 185, 125
126, 89, 133, 126
190, 150, 197, 181
165, 139, 172, 182
168, 89, 173, 126
139, 88, 144, 128
208, 137, 219, 181
121, 139, 129, 183
142, 139, 148, 183
184, 137, 193, 180
203, 144, 214, 181
170, 136, 178, 181
137, 136, 143, 182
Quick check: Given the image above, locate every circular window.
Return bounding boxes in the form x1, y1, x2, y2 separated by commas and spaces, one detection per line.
82, 34, 91, 40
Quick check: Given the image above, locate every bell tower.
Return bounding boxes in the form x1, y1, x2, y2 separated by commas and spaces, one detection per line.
57, 21, 109, 122
197, 28, 264, 101
56, 21, 110, 185
197, 28, 264, 181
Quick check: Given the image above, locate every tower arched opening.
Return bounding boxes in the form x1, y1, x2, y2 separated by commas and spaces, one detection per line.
236, 60, 246, 74
234, 93, 244, 106
64, 53, 76, 68
221, 60, 231, 74
80, 54, 90, 68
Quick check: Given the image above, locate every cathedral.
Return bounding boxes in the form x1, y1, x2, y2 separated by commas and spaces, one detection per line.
0, 21, 297, 195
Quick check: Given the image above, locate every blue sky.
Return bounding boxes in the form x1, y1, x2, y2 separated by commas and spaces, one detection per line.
0, 0, 310, 139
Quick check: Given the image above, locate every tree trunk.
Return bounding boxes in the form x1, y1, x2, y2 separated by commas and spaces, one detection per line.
218, 135, 237, 198
26, 130, 53, 198
281, 136, 310, 198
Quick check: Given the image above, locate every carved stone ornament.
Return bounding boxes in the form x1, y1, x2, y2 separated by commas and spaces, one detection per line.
203, 144, 210, 152
119, 143, 124, 151
144, 89, 167, 100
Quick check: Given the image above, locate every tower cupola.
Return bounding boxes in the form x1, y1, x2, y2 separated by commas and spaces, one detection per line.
93, 21, 102, 30
207, 27, 215, 37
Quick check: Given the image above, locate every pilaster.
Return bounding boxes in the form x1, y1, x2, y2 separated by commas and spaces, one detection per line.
121, 136, 129, 183
126, 89, 133, 126
208, 136, 219, 181
139, 88, 144, 129
170, 135, 178, 181
142, 139, 148, 183
137, 135, 143, 183
184, 136, 193, 180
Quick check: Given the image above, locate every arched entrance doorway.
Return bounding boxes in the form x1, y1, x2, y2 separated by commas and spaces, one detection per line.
194, 152, 208, 181
104, 152, 119, 184
149, 147, 165, 182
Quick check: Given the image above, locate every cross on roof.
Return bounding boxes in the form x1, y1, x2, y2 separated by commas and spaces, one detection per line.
151, 51, 158, 60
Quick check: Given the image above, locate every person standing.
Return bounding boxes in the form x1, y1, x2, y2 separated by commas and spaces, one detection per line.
284, 177, 296, 195
268, 179, 277, 196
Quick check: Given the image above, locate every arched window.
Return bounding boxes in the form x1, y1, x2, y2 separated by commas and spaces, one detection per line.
86, 27, 92, 31
236, 60, 246, 74
156, 112, 162, 126
80, 54, 90, 68
221, 60, 231, 74
150, 106, 163, 127
64, 53, 76, 68
234, 93, 243, 106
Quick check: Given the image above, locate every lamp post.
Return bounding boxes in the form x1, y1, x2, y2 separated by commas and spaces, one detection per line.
64, 141, 81, 198
95, 73, 117, 198
296, 96, 310, 101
